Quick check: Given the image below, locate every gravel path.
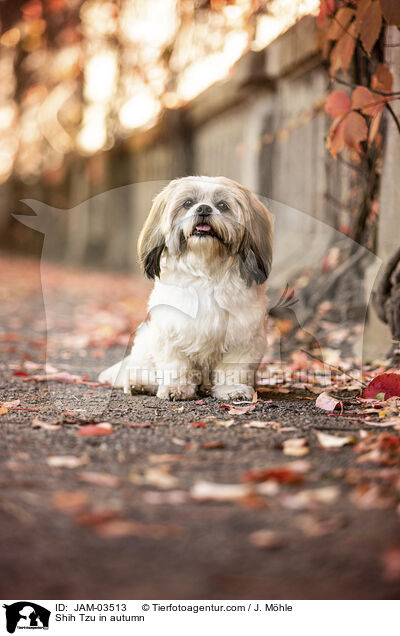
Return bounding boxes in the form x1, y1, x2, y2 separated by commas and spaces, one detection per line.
1, 252, 399, 599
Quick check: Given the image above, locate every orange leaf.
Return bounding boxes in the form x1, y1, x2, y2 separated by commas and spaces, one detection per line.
359, 0, 382, 55
327, 8, 355, 40
372, 64, 393, 93
351, 86, 382, 116
326, 117, 346, 158
355, 0, 373, 33
77, 422, 113, 436
325, 90, 351, 119
343, 112, 368, 153
330, 22, 356, 75
380, 0, 400, 25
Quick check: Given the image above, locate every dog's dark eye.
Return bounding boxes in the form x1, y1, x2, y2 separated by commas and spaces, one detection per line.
217, 201, 229, 211
183, 199, 194, 209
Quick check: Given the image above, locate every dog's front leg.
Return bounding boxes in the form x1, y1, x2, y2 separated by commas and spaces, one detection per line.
211, 347, 262, 401
154, 354, 199, 400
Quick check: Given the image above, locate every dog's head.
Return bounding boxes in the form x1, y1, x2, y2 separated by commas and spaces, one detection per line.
138, 176, 273, 286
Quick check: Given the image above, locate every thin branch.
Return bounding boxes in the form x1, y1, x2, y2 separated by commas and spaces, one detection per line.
299, 349, 367, 388
386, 102, 400, 134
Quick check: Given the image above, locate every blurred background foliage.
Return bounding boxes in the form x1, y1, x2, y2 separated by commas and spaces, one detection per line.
0, 0, 318, 186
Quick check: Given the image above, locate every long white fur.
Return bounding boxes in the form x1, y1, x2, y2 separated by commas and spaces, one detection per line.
99, 176, 273, 400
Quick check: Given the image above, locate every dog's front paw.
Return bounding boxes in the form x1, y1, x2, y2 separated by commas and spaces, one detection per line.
212, 384, 255, 401
157, 384, 198, 400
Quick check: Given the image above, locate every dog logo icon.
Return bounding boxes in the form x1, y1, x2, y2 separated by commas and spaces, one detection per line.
3, 602, 50, 633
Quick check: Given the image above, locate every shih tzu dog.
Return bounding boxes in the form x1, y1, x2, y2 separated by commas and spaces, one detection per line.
99, 176, 273, 400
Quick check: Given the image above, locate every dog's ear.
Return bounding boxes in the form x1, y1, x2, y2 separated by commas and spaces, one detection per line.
137, 188, 168, 279
238, 189, 273, 286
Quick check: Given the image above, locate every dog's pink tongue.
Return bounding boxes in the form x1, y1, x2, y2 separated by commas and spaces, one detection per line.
196, 225, 211, 231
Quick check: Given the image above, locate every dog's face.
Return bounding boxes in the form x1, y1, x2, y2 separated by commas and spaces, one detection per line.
138, 176, 273, 286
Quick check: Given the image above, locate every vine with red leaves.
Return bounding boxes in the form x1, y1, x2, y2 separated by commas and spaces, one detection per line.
318, 0, 400, 247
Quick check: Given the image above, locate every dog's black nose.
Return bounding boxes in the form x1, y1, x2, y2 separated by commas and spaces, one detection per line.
197, 204, 212, 216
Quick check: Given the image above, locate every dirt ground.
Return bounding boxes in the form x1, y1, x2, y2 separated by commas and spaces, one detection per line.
1, 251, 400, 600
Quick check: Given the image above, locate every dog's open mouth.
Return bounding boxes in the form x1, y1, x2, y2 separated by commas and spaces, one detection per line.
191, 224, 215, 237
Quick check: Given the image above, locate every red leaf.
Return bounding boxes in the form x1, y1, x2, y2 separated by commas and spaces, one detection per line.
190, 421, 206, 428
380, 0, 400, 25
352, 86, 382, 116
325, 90, 351, 119
359, 0, 382, 55
362, 372, 400, 399
317, 0, 336, 27
13, 371, 30, 377
241, 467, 305, 484
77, 422, 113, 436
342, 111, 368, 152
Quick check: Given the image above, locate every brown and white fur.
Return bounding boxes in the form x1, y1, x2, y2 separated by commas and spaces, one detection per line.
99, 176, 273, 400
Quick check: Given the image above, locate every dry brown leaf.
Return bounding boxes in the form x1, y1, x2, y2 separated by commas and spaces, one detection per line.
315, 430, 356, 449
281, 486, 340, 510
94, 519, 184, 539
248, 529, 285, 549
191, 481, 250, 502
244, 420, 280, 430
32, 417, 59, 430
47, 455, 90, 468
283, 437, 309, 457
52, 490, 89, 512
359, 0, 382, 55
77, 471, 120, 488
316, 391, 343, 412
143, 466, 179, 489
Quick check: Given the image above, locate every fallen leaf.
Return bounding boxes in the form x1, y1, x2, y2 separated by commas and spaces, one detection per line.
77, 422, 113, 436
281, 486, 340, 510
190, 421, 206, 428
75, 509, 119, 527
201, 441, 226, 449
316, 391, 343, 412
220, 403, 256, 415
283, 437, 309, 456
315, 430, 356, 448
0, 405, 8, 415
123, 421, 152, 428
2, 399, 21, 408
241, 463, 308, 484
143, 466, 179, 489
363, 372, 400, 400
77, 471, 120, 487
215, 418, 235, 427
94, 519, 183, 539
52, 491, 89, 512
143, 490, 188, 505
294, 513, 344, 537
349, 483, 394, 509
32, 416, 59, 430
248, 529, 285, 549
191, 481, 251, 502
47, 455, 90, 468
244, 420, 280, 430
148, 454, 184, 463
